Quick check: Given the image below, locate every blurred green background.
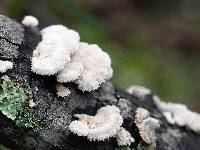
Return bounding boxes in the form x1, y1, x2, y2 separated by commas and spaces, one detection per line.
0, 0, 200, 112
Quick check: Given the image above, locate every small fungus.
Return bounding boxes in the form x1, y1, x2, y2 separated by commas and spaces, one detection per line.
21, 15, 39, 27
154, 95, 200, 134
127, 85, 151, 100
0, 60, 13, 73
31, 25, 80, 75
57, 42, 113, 91
56, 84, 70, 97
69, 105, 123, 141
134, 107, 160, 144
116, 127, 135, 146
29, 99, 36, 108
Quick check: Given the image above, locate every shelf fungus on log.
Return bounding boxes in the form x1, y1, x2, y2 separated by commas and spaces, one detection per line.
154, 95, 200, 134
31, 21, 112, 92
69, 105, 123, 141
57, 42, 113, 92
31, 25, 80, 75
56, 62, 83, 83
116, 127, 135, 146
134, 107, 160, 144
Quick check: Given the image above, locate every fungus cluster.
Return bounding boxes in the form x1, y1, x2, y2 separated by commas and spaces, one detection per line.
57, 42, 113, 91
31, 23, 113, 92
154, 95, 200, 134
134, 107, 160, 144
31, 25, 80, 75
69, 105, 134, 146
0, 60, 13, 73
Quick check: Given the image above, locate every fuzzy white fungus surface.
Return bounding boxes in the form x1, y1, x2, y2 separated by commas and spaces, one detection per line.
0, 60, 13, 73
69, 105, 123, 141
31, 22, 113, 92
21, 15, 39, 27
57, 42, 113, 91
57, 62, 83, 83
116, 127, 135, 146
31, 25, 80, 75
154, 95, 200, 134
135, 107, 160, 144
139, 118, 160, 144
135, 107, 150, 123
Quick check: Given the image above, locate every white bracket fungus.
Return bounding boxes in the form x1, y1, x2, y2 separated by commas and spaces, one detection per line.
127, 85, 151, 100
31, 25, 80, 75
0, 60, 13, 73
57, 42, 113, 91
21, 15, 39, 27
69, 105, 123, 141
116, 127, 135, 146
31, 21, 113, 92
135, 107, 150, 123
57, 62, 83, 83
154, 95, 200, 134
134, 107, 160, 144
56, 84, 70, 97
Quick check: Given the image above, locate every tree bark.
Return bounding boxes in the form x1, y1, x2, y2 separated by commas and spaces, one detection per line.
0, 14, 200, 150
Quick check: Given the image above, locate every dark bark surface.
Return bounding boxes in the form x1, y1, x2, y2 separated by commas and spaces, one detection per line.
0, 14, 200, 150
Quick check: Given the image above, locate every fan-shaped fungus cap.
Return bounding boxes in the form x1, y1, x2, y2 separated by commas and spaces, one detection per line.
69, 105, 123, 141
0, 60, 13, 73
138, 118, 160, 144
135, 107, 150, 124
21, 15, 39, 27
31, 25, 80, 75
135, 107, 160, 144
116, 127, 135, 146
57, 42, 113, 91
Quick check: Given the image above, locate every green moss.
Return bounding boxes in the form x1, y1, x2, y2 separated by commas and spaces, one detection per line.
137, 143, 144, 150
115, 146, 131, 150
0, 144, 10, 150
0, 75, 42, 131
15, 108, 42, 131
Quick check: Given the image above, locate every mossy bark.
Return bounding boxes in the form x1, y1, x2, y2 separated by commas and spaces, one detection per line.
0, 14, 200, 150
